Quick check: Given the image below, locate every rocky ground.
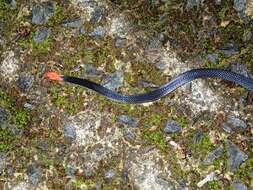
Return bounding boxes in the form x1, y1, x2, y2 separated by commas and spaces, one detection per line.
0, 0, 253, 189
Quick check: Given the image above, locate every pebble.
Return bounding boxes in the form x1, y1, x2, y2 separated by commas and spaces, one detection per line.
0, 107, 10, 126
5, 0, 17, 9
242, 30, 252, 42
66, 166, 75, 177
163, 120, 182, 134
63, 124, 77, 142
234, 0, 246, 12
34, 28, 50, 43
89, 26, 106, 39
62, 18, 83, 28
32, 1, 55, 24
218, 43, 240, 56
83, 64, 103, 77
186, 0, 201, 9
232, 179, 248, 190
123, 127, 136, 142
115, 37, 126, 48
104, 169, 116, 179
90, 7, 104, 23
17, 74, 34, 92
117, 115, 138, 128
203, 145, 224, 165
229, 62, 252, 78
227, 140, 248, 170
207, 53, 219, 63
227, 115, 247, 131
220, 123, 233, 134
102, 71, 124, 91
27, 164, 40, 185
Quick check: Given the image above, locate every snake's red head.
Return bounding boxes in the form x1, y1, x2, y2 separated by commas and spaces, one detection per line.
44, 72, 63, 81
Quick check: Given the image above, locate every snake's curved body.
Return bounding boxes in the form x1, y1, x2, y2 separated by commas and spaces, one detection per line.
54, 68, 253, 104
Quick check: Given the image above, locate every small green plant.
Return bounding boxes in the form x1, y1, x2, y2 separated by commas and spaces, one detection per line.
145, 114, 161, 126
143, 129, 168, 152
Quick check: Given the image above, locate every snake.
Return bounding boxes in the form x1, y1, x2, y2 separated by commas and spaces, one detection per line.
44, 68, 253, 104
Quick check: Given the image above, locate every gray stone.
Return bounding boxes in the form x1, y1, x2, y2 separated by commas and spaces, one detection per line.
229, 62, 252, 78
0, 107, 10, 126
155, 177, 175, 189
89, 26, 106, 39
218, 43, 240, 56
234, 0, 246, 12
83, 166, 94, 177
32, 1, 55, 24
146, 37, 162, 51
102, 71, 124, 91
63, 124, 76, 142
105, 169, 116, 179
27, 164, 40, 185
83, 64, 102, 77
240, 92, 253, 105
6, 165, 14, 177
193, 130, 204, 144
203, 145, 224, 165
164, 120, 182, 133
62, 18, 83, 28
17, 74, 34, 92
123, 127, 136, 142
186, 0, 201, 9
227, 115, 247, 131
5, 0, 17, 9
90, 7, 104, 23
117, 115, 138, 128
227, 140, 248, 170
66, 166, 75, 177
243, 30, 252, 42
138, 80, 158, 89
79, 27, 87, 35
220, 123, 233, 134
34, 28, 50, 43
115, 37, 126, 48
207, 53, 219, 63
232, 179, 248, 190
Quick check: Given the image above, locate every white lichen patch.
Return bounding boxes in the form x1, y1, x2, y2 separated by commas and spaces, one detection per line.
9, 182, 30, 190
246, 0, 253, 16
0, 51, 19, 81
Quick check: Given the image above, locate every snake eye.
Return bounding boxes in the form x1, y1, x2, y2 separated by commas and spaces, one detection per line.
44, 72, 63, 81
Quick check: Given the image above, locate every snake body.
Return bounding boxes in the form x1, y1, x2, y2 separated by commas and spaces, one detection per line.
58, 68, 253, 104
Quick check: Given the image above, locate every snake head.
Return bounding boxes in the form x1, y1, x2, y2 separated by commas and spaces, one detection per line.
44, 72, 63, 81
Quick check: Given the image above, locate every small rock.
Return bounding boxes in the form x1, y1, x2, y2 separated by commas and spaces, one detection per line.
6, 165, 14, 177
227, 140, 248, 170
115, 37, 126, 48
227, 115, 247, 131
83, 64, 102, 77
193, 130, 204, 144
34, 28, 50, 43
17, 74, 34, 92
203, 145, 224, 165
62, 18, 83, 28
234, 0, 246, 12
155, 177, 175, 189
5, 0, 17, 9
102, 71, 124, 91
232, 179, 248, 190
117, 115, 138, 128
123, 127, 136, 142
229, 62, 252, 78
63, 124, 76, 142
218, 43, 240, 56
146, 36, 162, 51
27, 164, 40, 185
89, 26, 106, 39
79, 26, 87, 35
220, 123, 233, 134
164, 120, 182, 134
83, 166, 94, 177
138, 80, 158, 89
186, 0, 201, 9
90, 7, 104, 23
207, 53, 219, 63
243, 30, 252, 42
105, 169, 116, 179
32, 1, 55, 24
66, 166, 75, 177
0, 107, 10, 126
240, 92, 253, 105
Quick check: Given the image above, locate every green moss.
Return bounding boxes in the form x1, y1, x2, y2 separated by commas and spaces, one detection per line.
190, 134, 215, 159
145, 114, 161, 126
0, 129, 16, 152
143, 129, 168, 152
206, 181, 221, 190
234, 158, 253, 184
